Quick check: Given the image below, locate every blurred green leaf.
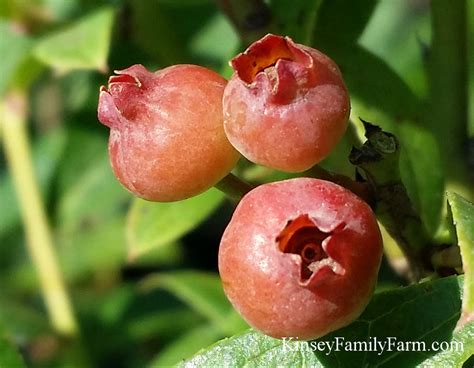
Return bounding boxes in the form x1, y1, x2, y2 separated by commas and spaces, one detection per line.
140, 271, 233, 333
4, 215, 127, 291
334, 46, 422, 124
54, 128, 130, 280
57, 151, 129, 235
153, 0, 212, 4
447, 192, 474, 327
128, 241, 183, 268
130, 0, 186, 65
55, 126, 108, 195
269, 0, 322, 44
0, 337, 25, 368
43, 0, 80, 21
128, 308, 202, 341
127, 188, 224, 261
358, 0, 430, 98
130, 0, 216, 66
33, 7, 114, 73
0, 127, 67, 237
399, 122, 445, 237
60, 71, 98, 112
319, 122, 360, 177
307, 1, 424, 126
0, 21, 33, 96
58, 217, 126, 282
0, 0, 51, 23
312, 0, 377, 46
1, 126, 129, 289
0, 297, 49, 339
189, 13, 238, 69
311, 0, 417, 119
181, 276, 469, 367
313, 0, 429, 102
150, 324, 222, 367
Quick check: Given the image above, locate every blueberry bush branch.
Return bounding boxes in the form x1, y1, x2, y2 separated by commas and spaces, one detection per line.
214, 173, 254, 201
350, 120, 432, 281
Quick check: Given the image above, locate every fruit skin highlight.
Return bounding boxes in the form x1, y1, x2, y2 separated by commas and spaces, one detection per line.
218, 178, 382, 340
98, 64, 240, 202
223, 34, 350, 173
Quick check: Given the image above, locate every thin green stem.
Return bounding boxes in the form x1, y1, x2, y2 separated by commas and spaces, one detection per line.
214, 173, 254, 201
215, 0, 272, 45
0, 91, 79, 337
429, 0, 472, 199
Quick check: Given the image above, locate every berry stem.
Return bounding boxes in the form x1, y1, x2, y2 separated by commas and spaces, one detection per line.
214, 173, 254, 201
215, 0, 272, 45
304, 165, 373, 205
0, 91, 79, 337
350, 120, 432, 281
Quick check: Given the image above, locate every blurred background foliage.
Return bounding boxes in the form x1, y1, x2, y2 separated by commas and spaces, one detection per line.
0, 0, 473, 367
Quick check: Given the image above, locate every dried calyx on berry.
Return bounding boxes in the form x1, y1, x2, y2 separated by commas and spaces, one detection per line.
277, 214, 346, 283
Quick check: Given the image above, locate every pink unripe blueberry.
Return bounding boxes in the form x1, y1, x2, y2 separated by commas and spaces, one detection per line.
219, 178, 382, 340
98, 64, 240, 202
223, 34, 350, 172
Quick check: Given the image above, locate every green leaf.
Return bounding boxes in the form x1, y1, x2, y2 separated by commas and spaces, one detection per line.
310, 2, 423, 123
55, 133, 131, 280
57, 152, 129, 233
55, 126, 109, 195
0, 337, 25, 368
358, 0, 430, 98
128, 308, 202, 341
189, 13, 239, 69
180, 329, 322, 368
312, 0, 377, 46
447, 192, 474, 327
309, 1, 424, 123
128, 241, 183, 268
417, 322, 474, 368
399, 122, 445, 237
58, 217, 127, 282
181, 276, 472, 368
0, 21, 33, 96
0, 297, 49, 338
336, 46, 422, 124
129, 0, 187, 65
150, 324, 222, 367
140, 271, 243, 335
269, 0, 322, 44
126, 188, 224, 260
152, 0, 212, 4
33, 7, 114, 73
130, 0, 217, 65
